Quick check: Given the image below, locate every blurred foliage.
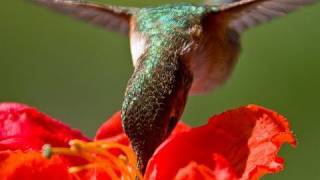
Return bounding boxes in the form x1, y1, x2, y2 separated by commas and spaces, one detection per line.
0, 0, 319, 179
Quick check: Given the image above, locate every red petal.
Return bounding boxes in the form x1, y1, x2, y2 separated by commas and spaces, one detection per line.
174, 161, 217, 180
94, 111, 131, 151
0, 103, 88, 151
174, 154, 237, 180
171, 122, 191, 135
145, 105, 296, 180
0, 151, 74, 180
95, 111, 190, 144
95, 111, 123, 140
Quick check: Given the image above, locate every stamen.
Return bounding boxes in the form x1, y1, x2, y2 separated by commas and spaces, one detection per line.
42, 140, 143, 180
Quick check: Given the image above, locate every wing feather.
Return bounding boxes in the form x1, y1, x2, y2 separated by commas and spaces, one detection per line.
33, 0, 136, 34
210, 0, 317, 33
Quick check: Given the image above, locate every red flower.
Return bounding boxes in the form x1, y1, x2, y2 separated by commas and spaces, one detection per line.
0, 103, 296, 180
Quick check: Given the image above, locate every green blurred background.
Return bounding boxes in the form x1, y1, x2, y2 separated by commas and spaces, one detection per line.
0, 0, 319, 179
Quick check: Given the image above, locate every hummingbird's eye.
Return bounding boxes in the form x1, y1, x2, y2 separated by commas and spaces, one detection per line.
168, 116, 178, 135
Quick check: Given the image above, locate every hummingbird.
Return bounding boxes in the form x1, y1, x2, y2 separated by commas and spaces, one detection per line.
32, 0, 316, 173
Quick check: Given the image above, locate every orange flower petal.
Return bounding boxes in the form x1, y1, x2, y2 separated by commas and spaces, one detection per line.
0, 151, 74, 180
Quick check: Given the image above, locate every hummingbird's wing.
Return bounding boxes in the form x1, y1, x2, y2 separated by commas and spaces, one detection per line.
204, 0, 237, 6
207, 0, 317, 33
32, 0, 136, 34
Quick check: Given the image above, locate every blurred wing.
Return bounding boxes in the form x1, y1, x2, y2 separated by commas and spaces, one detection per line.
33, 0, 135, 34
211, 0, 317, 33
204, 0, 237, 6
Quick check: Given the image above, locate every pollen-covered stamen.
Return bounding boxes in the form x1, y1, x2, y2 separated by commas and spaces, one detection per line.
42, 140, 143, 180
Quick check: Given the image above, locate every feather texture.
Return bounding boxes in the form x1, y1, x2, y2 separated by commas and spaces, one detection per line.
32, 0, 135, 34
211, 0, 317, 33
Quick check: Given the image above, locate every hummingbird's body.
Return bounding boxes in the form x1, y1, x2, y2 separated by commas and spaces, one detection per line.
32, 0, 317, 173
124, 4, 241, 170
124, 4, 205, 170
129, 4, 240, 95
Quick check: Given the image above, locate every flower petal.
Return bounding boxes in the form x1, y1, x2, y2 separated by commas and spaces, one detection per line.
0, 151, 74, 180
0, 103, 88, 151
95, 111, 123, 140
174, 161, 217, 180
145, 105, 296, 180
174, 154, 237, 180
95, 111, 190, 143
94, 110, 130, 156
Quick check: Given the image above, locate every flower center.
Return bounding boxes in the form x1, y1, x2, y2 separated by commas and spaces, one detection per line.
42, 139, 143, 180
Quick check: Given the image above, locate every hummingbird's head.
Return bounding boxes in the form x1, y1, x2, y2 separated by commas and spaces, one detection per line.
121, 58, 192, 173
